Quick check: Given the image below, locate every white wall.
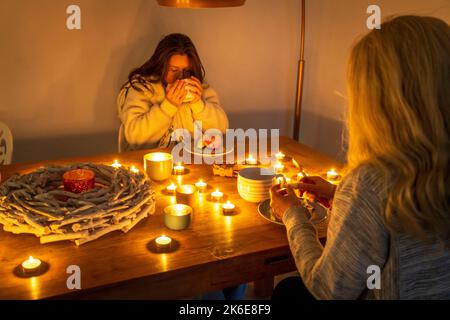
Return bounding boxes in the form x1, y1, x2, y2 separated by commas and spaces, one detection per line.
0, 0, 449, 163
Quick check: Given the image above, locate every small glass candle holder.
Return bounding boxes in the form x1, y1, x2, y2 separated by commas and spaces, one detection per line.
164, 204, 193, 230
144, 152, 173, 181
63, 169, 95, 193
176, 185, 198, 207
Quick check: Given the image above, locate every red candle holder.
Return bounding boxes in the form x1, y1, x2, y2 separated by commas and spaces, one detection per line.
63, 169, 95, 193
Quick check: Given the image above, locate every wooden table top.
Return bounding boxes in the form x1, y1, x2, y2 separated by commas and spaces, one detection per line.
0, 136, 343, 300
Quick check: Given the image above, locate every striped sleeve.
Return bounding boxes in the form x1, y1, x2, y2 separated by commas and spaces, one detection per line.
282, 167, 390, 299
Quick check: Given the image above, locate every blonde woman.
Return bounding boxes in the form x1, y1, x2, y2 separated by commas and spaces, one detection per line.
270, 16, 450, 300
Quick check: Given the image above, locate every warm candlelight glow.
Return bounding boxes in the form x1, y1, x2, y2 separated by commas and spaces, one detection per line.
144, 152, 173, 181
245, 154, 257, 165
274, 162, 285, 173
275, 152, 286, 161
131, 166, 139, 173
22, 256, 41, 273
222, 201, 236, 214
111, 160, 122, 169
297, 172, 305, 181
164, 204, 192, 230
155, 235, 172, 249
166, 183, 177, 194
173, 163, 185, 175
211, 189, 224, 202
327, 168, 338, 180
195, 179, 207, 193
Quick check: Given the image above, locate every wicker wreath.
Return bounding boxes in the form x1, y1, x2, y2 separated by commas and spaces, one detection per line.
0, 163, 155, 246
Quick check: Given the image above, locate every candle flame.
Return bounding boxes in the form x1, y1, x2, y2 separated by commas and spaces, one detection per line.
29, 256, 33, 261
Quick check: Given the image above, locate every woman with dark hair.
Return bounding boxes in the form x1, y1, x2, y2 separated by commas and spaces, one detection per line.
117, 33, 228, 151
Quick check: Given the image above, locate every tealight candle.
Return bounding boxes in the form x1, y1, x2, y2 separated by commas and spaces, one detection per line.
222, 201, 236, 214
275, 152, 286, 161
166, 183, 177, 194
274, 162, 285, 173
297, 172, 305, 181
327, 169, 339, 180
131, 166, 139, 174
176, 185, 198, 207
211, 189, 224, 202
173, 163, 185, 175
245, 154, 258, 165
155, 235, 172, 249
111, 160, 122, 169
22, 256, 41, 274
195, 180, 207, 193
164, 204, 192, 230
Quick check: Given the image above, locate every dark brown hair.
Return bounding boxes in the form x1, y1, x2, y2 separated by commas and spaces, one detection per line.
127, 33, 205, 91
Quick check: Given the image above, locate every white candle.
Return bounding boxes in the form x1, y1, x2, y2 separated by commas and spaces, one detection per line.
131, 166, 139, 173
275, 152, 286, 161
166, 183, 177, 194
22, 256, 41, 273
195, 180, 207, 193
327, 168, 338, 180
173, 163, 185, 175
222, 201, 236, 214
274, 162, 285, 173
246, 154, 258, 165
211, 189, 224, 202
111, 160, 122, 169
155, 235, 172, 249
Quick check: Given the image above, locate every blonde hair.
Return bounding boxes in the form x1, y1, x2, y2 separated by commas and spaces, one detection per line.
347, 16, 450, 242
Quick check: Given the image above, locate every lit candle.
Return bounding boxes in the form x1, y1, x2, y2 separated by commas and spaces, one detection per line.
297, 172, 305, 181
144, 152, 173, 181
274, 162, 285, 173
195, 179, 207, 193
275, 152, 286, 161
111, 160, 122, 169
164, 204, 192, 230
245, 154, 258, 165
22, 256, 41, 274
327, 168, 339, 180
176, 185, 198, 207
173, 163, 185, 175
131, 166, 139, 173
166, 183, 177, 194
155, 235, 172, 249
222, 201, 236, 214
211, 189, 224, 202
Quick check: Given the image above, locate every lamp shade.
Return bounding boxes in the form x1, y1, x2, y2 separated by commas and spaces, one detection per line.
157, 0, 245, 8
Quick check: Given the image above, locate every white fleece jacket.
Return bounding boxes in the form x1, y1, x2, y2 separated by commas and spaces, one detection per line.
117, 78, 229, 152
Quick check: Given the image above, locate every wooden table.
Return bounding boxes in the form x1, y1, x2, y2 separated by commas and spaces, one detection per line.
0, 136, 342, 300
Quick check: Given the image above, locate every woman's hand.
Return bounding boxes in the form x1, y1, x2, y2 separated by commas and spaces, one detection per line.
297, 176, 337, 200
270, 185, 302, 221
185, 76, 203, 104
166, 80, 186, 107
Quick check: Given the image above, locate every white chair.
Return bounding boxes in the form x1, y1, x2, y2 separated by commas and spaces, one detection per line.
0, 121, 13, 165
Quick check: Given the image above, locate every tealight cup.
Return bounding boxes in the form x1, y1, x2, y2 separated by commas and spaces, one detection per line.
144, 152, 173, 181
164, 204, 193, 230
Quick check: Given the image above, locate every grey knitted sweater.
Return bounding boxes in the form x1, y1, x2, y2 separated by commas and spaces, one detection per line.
283, 165, 450, 299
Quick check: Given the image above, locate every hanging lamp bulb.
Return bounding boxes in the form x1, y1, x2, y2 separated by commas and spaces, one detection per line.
156, 0, 245, 8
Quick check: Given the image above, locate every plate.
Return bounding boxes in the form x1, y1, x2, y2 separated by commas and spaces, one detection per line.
258, 199, 284, 226
258, 199, 329, 226
183, 145, 234, 157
